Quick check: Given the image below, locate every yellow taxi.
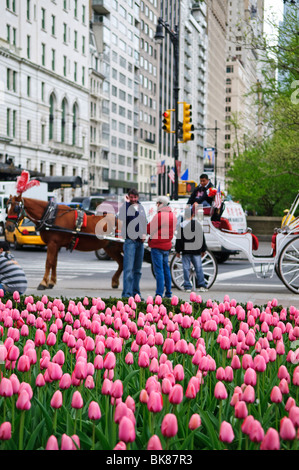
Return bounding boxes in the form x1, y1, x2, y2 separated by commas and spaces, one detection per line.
5, 217, 46, 250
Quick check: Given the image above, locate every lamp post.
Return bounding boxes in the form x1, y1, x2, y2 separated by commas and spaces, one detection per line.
154, 17, 180, 200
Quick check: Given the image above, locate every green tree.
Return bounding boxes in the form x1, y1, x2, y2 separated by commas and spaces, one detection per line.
227, 7, 299, 216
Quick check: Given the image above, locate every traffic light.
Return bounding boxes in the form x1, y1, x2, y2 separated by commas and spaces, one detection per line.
162, 110, 172, 133
182, 102, 194, 143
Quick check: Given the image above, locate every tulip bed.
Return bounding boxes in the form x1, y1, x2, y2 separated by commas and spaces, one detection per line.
0, 290, 299, 451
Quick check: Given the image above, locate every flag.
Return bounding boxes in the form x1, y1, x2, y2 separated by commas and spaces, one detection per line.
214, 183, 222, 209
157, 160, 165, 174
180, 169, 189, 181
168, 167, 175, 183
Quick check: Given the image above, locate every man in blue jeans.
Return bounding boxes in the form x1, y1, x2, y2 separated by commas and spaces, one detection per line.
147, 196, 177, 298
175, 207, 208, 292
119, 189, 147, 299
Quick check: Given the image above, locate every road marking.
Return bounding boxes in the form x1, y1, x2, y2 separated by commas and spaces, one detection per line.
216, 267, 255, 281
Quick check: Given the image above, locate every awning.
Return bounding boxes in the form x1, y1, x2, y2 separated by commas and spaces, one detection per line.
36, 176, 82, 191
0, 163, 43, 180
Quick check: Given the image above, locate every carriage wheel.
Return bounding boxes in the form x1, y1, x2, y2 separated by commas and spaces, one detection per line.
170, 250, 218, 291
278, 236, 299, 294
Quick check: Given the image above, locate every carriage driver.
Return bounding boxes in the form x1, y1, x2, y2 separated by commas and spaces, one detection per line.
0, 241, 27, 294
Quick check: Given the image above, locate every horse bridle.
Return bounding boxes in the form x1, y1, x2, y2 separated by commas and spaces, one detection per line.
6, 197, 26, 228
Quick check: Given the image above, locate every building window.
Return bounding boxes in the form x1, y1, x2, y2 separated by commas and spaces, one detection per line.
49, 94, 55, 140
63, 56, 67, 76
27, 76, 31, 96
41, 123, 45, 144
51, 49, 55, 71
12, 110, 16, 138
41, 43, 46, 66
51, 15, 56, 35
74, 62, 77, 82
41, 8, 46, 29
27, 120, 31, 141
27, 35, 31, 59
27, 0, 31, 20
63, 23, 67, 43
6, 108, 10, 136
72, 104, 77, 146
61, 99, 67, 143
74, 30, 78, 49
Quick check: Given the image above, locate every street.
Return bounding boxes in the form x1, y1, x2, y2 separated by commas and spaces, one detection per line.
8, 243, 299, 309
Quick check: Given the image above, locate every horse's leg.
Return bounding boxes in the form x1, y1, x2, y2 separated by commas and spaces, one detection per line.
48, 243, 59, 288
104, 242, 123, 288
37, 247, 51, 290
37, 243, 58, 290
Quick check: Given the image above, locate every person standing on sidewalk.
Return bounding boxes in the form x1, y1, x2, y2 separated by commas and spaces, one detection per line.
119, 188, 147, 299
175, 206, 207, 292
147, 196, 177, 298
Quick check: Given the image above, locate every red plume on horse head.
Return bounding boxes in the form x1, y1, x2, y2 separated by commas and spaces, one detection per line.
16, 170, 40, 195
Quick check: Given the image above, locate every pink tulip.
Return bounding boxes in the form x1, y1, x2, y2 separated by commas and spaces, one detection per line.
111, 379, 123, 399
16, 390, 31, 410
241, 415, 255, 435
46, 435, 59, 450
242, 385, 255, 403
59, 373, 72, 390
280, 417, 296, 440
270, 386, 282, 403
114, 441, 127, 450
169, 384, 183, 405
244, 368, 257, 386
147, 434, 163, 450
88, 401, 101, 420
260, 428, 280, 450
188, 414, 201, 430
214, 381, 228, 400
0, 422, 11, 440
219, 421, 234, 443
138, 350, 150, 368
119, 416, 135, 443
17, 355, 31, 373
234, 401, 248, 419
34, 329, 46, 346
161, 413, 178, 438
249, 420, 264, 443
103, 351, 116, 370
50, 390, 63, 409
0, 378, 13, 397
71, 391, 84, 409
60, 434, 74, 450
147, 391, 163, 413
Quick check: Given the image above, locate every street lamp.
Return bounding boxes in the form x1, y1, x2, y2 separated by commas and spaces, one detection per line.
154, 17, 180, 200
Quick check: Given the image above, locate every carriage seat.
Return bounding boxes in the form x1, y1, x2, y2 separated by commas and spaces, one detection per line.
212, 217, 259, 251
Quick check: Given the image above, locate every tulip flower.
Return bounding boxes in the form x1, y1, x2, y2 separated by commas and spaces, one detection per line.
147, 434, 163, 450
169, 384, 183, 405
280, 417, 296, 441
71, 391, 84, 409
214, 381, 228, 400
260, 428, 280, 450
161, 413, 178, 438
219, 421, 234, 444
147, 391, 163, 413
188, 414, 201, 430
88, 401, 101, 420
0, 422, 11, 441
50, 390, 63, 409
46, 435, 59, 450
119, 416, 135, 443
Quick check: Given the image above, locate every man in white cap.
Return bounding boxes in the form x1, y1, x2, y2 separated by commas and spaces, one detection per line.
147, 196, 177, 298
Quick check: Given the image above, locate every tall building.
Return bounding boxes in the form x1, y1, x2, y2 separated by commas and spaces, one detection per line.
204, 0, 228, 188
138, 0, 160, 198
156, 0, 207, 196
224, 0, 264, 176
0, 0, 90, 200
91, 0, 142, 196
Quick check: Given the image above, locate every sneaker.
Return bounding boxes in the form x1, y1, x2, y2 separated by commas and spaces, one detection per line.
184, 288, 192, 293
198, 287, 208, 292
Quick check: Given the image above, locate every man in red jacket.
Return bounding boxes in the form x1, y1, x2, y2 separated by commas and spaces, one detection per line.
147, 196, 177, 298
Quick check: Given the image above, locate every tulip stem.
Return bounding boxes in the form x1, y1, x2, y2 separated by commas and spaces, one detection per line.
19, 410, 25, 450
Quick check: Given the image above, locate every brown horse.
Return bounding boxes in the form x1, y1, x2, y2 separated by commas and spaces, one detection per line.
6, 195, 124, 290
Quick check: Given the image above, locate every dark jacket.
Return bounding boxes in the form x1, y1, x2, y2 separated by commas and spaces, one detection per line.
147, 206, 177, 251
175, 218, 207, 255
187, 181, 213, 206
119, 201, 147, 241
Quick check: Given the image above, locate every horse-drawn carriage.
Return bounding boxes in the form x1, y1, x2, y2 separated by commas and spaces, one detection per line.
5, 172, 299, 295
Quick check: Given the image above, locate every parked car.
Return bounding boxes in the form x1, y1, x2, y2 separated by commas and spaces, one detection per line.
5, 217, 46, 250
71, 196, 120, 216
